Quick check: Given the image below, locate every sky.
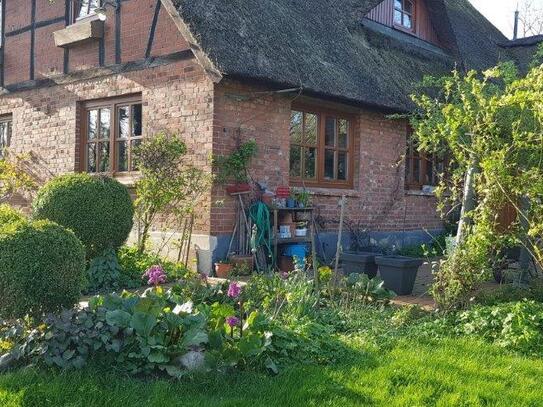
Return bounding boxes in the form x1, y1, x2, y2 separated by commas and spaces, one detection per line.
469, 0, 543, 39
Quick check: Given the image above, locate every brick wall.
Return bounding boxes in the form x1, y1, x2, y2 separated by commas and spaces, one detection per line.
211, 79, 443, 239
3, 0, 189, 86
1, 58, 214, 236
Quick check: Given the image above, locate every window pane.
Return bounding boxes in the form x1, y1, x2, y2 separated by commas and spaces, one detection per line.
99, 108, 110, 140
324, 149, 335, 180
98, 142, 110, 172
117, 141, 128, 172
404, 0, 413, 14
87, 143, 97, 173
118, 106, 130, 139
325, 117, 336, 147
290, 111, 303, 144
132, 104, 142, 137
304, 147, 316, 179
0, 122, 10, 151
77, 0, 100, 19
394, 0, 402, 9
130, 139, 142, 171
413, 155, 420, 183
88, 109, 98, 140
394, 9, 402, 25
338, 119, 348, 148
305, 113, 318, 145
404, 14, 413, 29
338, 152, 347, 181
289, 146, 302, 177
405, 156, 412, 184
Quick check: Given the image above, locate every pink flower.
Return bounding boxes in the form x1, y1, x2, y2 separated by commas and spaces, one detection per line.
227, 282, 242, 298
280, 271, 290, 280
143, 265, 167, 286
226, 316, 240, 328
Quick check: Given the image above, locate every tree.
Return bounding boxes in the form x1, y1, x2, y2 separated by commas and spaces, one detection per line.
410, 47, 543, 309
133, 133, 212, 255
0, 152, 35, 203
517, 0, 543, 37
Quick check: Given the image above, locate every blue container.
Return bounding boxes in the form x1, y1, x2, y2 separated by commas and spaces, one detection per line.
283, 244, 309, 269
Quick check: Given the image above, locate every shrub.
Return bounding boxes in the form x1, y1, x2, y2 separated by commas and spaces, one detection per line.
0, 220, 86, 319
85, 248, 122, 294
118, 245, 186, 283
32, 174, 134, 258
0, 204, 25, 226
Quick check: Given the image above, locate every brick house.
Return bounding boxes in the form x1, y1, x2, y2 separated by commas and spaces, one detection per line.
0, 0, 540, 272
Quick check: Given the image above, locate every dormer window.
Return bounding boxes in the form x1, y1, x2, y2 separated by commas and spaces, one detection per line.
394, 0, 415, 31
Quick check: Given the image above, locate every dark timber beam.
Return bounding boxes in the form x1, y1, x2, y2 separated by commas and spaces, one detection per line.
145, 0, 162, 59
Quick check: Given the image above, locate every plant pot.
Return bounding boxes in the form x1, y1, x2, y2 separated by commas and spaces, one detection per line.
230, 254, 254, 273
215, 263, 233, 278
295, 228, 307, 237
226, 183, 251, 195
278, 255, 295, 273
286, 198, 296, 208
375, 256, 423, 295
340, 251, 379, 278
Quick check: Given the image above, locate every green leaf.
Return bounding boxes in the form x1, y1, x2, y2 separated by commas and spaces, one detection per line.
106, 309, 132, 328
265, 357, 279, 374
148, 351, 169, 363
181, 328, 208, 349
130, 312, 157, 337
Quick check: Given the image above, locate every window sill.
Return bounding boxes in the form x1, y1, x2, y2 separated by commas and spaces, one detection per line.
405, 189, 436, 197
53, 18, 104, 48
295, 186, 360, 198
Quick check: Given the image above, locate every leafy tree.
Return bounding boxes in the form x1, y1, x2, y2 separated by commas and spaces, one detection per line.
0, 152, 35, 203
410, 47, 543, 309
133, 133, 212, 254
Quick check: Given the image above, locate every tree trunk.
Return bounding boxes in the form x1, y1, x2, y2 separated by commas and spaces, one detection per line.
456, 156, 479, 246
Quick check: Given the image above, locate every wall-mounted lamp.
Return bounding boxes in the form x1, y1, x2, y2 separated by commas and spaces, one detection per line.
94, 0, 119, 21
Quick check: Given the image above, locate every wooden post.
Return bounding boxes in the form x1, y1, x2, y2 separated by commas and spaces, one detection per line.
334, 196, 346, 283
311, 209, 319, 292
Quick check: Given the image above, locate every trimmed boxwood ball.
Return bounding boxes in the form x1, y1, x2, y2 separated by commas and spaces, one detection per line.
33, 173, 134, 257
0, 220, 86, 319
0, 204, 25, 226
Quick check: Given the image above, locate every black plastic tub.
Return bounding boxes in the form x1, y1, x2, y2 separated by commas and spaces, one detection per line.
375, 256, 423, 295
340, 251, 379, 278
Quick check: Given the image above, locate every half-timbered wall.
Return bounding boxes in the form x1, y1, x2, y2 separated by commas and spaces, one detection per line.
2, 0, 188, 87
366, 0, 441, 45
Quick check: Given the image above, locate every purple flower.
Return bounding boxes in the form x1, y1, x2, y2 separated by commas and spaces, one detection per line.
227, 282, 242, 298
280, 271, 290, 280
143, 265, 167, 286
226, 316, 240, 328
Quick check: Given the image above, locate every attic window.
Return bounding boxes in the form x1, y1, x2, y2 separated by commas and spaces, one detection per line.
394, 0, 415, 31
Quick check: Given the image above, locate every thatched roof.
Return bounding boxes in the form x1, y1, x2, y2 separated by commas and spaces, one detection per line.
172, 0, 542, 112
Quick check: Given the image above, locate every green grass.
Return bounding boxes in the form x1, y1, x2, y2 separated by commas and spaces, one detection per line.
1, 336, 542, 406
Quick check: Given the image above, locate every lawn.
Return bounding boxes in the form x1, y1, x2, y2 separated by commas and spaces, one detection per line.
1, 336, 542, 407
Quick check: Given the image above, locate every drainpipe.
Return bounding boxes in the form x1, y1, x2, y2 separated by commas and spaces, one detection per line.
513, 9, 519, 40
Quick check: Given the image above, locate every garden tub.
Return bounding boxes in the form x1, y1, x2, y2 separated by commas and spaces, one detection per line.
375, 256, 423, 295
340, 251, 380, 278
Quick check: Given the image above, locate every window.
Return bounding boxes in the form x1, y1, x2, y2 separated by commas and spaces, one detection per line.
81, 95, 142, 174
394, 0, 415, 31
405, 130, 445, 190
71, 0, 101, 23
0, 115, 12, 159
289, 109, 353, 187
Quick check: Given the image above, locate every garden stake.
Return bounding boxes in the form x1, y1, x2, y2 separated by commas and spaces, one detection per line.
334, 196, 346, 286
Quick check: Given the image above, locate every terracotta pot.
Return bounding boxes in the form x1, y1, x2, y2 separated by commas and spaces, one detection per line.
226, 183, 251, 194
215, 263, 233, 278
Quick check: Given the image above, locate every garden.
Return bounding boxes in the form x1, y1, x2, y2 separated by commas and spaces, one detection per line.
3, 52, 543, 407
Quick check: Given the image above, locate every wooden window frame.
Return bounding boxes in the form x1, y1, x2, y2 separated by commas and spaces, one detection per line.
405, 127, 445, 190
393, 0, 416, 33
0, 114, 12, 159
79, 94, 142, 175
70, 0, 102, 24
289, 104, 354, 189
